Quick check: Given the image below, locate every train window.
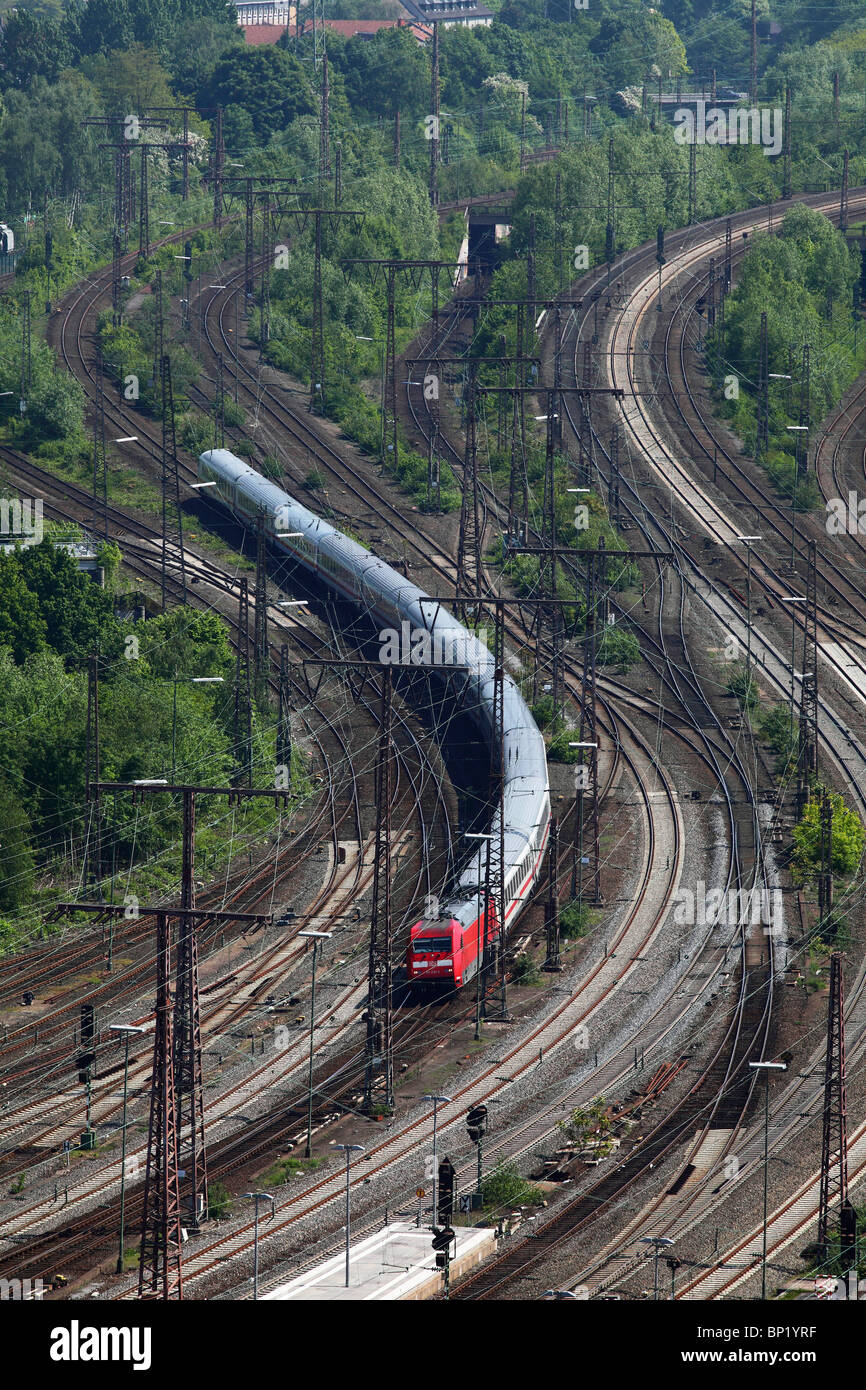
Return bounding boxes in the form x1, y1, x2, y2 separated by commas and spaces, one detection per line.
414, 937, 452, 953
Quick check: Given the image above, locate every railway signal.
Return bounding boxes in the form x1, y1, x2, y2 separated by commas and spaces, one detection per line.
432, 1225, 456, 1298
437, 1156, 455, 1224
466, 1105, 488, 1201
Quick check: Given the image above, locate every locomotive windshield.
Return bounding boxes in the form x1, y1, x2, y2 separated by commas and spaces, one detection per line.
413, 937, 452, 953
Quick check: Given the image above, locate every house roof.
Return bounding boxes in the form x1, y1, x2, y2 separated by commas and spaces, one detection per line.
241, 23, 291, 44
293, 17, 431, 41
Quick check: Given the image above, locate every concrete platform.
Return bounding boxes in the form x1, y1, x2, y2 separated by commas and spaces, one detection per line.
263, 1222, 497, 1300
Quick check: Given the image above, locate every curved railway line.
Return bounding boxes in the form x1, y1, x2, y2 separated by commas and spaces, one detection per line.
5, 181, 866, 1301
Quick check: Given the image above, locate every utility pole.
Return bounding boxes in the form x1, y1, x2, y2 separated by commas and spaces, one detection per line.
140, 911, 183, 1299
457, 360, 482, 605
301, 656, 444, 1112
797, 539, 818, 814
366, 665, 394, 1112
334, 143, 342, 206
160, 353, 187, 608
430, 22, 440, 205
213, 107, 225, 228
213, 352, 225, 450
85, 654, 102, 895
394, 109, 401, 169
840, 149, 849, 233
318, 52, 330, 198
19, 287, 31, 415
407, 347, 540, 600
796, 342, 810, 478
756, 310, 769, 458
344, 257, 460, 462
253, 514, 270, 709
91, 357, 108, 540
782, 86, 792, 200
152, 266, 164, 395
59, 772, 289, 1294
172, 790, 207, 1231
139, 145, 150, 258
234, 578, 253, 787
142, 106, 196, 200
279, 208, 363, 412
688, 141, 697, 226
817, 953, 848, 1267
543, 818, 561, 970
750, 0, 758, 106
260, 192, 272, 353
277, 644, 292, 782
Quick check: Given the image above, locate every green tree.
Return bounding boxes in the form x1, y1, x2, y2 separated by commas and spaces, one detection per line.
199, 47, 315, 141
0, 783, 35, 911
18, 542, 124, 667
558, 1099, 616, 1156
792, 790, 865, 886
0, 556, 47, 663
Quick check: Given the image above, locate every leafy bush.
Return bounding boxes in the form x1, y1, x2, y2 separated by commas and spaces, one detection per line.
207, 1181, 233, 1219
597, 624, 640, 668
480, 1160, 543, 1213
511, 951, 541, 985
559, 900, 593, 940
726, 663, 759, 711
791, 789, 865, 886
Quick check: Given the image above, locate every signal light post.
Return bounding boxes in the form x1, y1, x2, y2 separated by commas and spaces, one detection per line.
467, 1104, 488, 1201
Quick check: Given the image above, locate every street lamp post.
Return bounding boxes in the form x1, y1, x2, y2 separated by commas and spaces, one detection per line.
299, 929, 332, 1159
241, 1191, 275, 1300
333, 1143, 364, 1287
749, 1059, 787, 1299
640, 1235, 675, 1300
110, 1022, 146, 1275
422, 1093, 452, 1227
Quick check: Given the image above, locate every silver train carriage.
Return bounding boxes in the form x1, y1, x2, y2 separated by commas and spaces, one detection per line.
198, 448, 551, 974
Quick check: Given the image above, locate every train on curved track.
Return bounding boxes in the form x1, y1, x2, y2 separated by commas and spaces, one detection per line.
199, 448, 551, 989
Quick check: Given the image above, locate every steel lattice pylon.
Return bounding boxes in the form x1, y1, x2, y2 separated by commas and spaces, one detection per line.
233, 578, 253, 787
139, 912, 184, 1300
172, 796, 208, 1232
797, 540, 818, 812
456, 363, 482, 607
160, 353, 187, 608
364, 666, 394, 1111
817, 953, 848, 1260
